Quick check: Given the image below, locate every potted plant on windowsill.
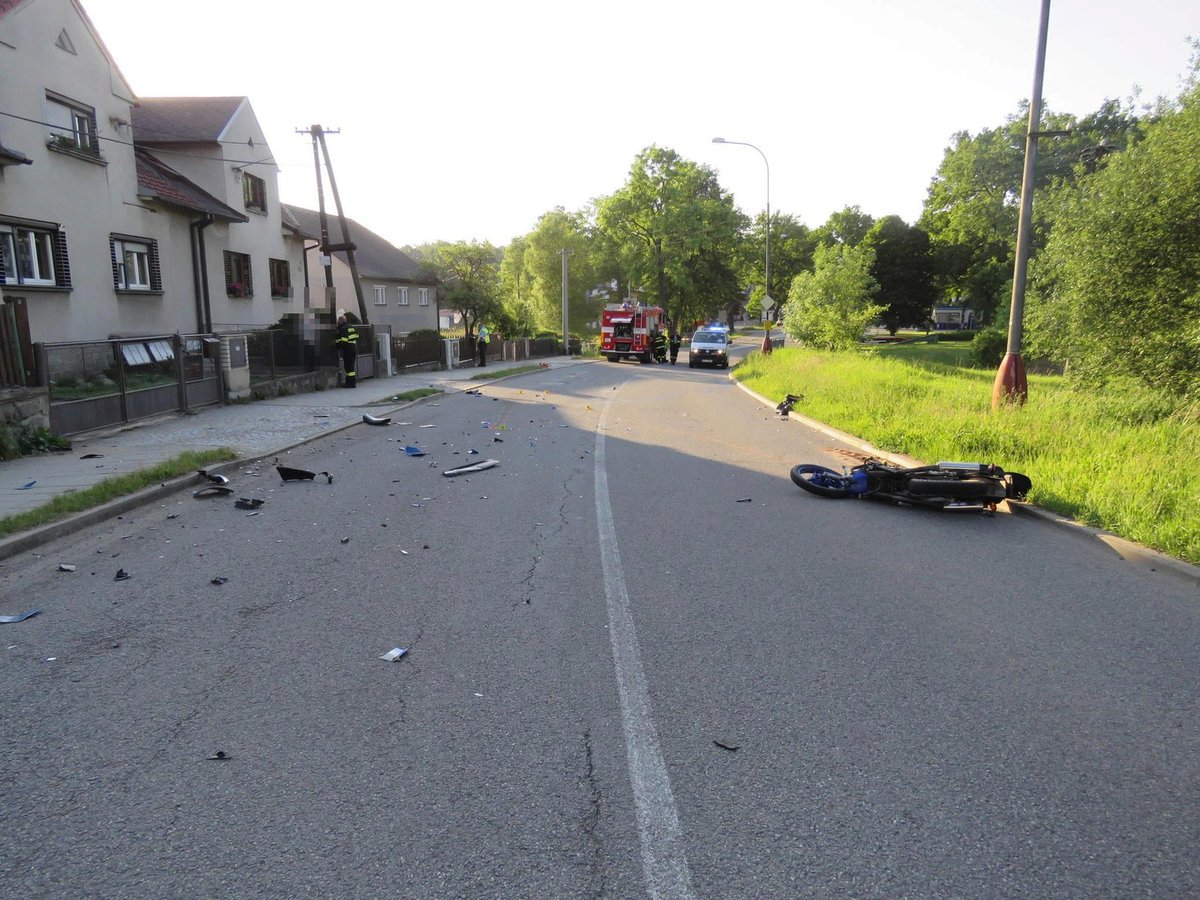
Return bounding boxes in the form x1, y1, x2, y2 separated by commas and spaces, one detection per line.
227, 282, 246, 298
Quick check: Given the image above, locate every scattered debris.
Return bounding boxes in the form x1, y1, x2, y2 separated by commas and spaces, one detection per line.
0, 609, 42, 624
79, 453, 104, 459
206, 751, 230, 761
58, 564, 76, 572
775, 393, 802, 416
468, 449, 480, 455
378, 647, 408, 662
713, 740, 740, 752
17, 481, 35, 490
114, 569, 132, 581
363, 413, 391, 426
234, 498, 264, 510
197, 470, 230, 485
419, 424, 436, 429
340, 537, 350, 544
493, 437, 504, 443
210, 576, 229, 586
403, 446, 426, 457
443, 459, 499, 477
277, 466, 333, 484
736, 498, 752, 503
194, 486, 234, 498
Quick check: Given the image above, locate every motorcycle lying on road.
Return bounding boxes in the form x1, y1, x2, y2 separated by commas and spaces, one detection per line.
790, 458, 1032, 512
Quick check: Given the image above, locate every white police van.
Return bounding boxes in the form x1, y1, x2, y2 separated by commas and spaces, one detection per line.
688, 324, 732, 369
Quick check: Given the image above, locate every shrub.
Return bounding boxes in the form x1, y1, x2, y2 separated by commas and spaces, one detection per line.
970, 325, 1008, 367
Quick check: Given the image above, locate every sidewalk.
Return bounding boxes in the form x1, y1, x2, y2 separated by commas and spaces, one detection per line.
1, 357, 585, 531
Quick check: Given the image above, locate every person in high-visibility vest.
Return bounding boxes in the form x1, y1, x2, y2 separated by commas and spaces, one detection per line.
477, 324, 490, 367
335, 315, 359, 387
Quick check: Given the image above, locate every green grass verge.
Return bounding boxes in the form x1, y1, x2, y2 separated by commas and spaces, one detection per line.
470, 364, 547, 380
383, 388, 443, 403
0, 447, 239, 539
735, 346, 1200, 565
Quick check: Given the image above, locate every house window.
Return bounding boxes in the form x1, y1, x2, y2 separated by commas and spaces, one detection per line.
242, 172, 266, 213
371, 285, 387, 306
110, 236, 161, 292
398, 287, 409, 306
419, 288, 429, 306
45, 92, 100, 158
269, 258, 291, 298
0, 220, 71, 288
223, 251, 252, 297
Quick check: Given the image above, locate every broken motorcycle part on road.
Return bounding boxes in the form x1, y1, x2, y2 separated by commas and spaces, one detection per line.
197, 470, 230, 485
194, 486, 234, 498
443, 459, 499, 477
234, 498, 264, 510
276, 466, 333, 484
378, 647, 408, 662
0, 609, 42, 624
363, 414, 391, 426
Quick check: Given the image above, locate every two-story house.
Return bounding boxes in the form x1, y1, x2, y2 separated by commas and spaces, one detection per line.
0, 0, 305, 347
282, 204, 438, 336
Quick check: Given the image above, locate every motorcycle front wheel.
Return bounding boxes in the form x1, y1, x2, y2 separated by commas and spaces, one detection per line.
790, 464, 853, 498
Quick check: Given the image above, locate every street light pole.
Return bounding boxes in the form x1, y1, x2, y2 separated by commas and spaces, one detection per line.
993, 0, 1052, 408
713, 137, 770, 321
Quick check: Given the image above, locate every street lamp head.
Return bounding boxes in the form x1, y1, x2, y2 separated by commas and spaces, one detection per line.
711, 137, 726, 144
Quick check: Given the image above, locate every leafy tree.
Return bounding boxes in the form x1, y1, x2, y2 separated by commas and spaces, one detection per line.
862, 216, 938, 334
416, 240, 503, 340
736, 212, 817, 319
783, 242, 883, 350
498, 236, 537, 336
814, 206, 876, 248
1027, 73, 1200, 398
597, 146, 744, 332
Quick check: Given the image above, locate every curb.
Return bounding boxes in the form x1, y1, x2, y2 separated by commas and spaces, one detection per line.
733, 378, 1200, 591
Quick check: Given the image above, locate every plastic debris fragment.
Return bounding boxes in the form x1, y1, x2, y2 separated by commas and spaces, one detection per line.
80, 453, 104, 459
114, 569, 132, 581
58, 564, 76, 572
277, 466, 333, 484
17, 481, 35, 490
378, 647, 408, 662
713, 740, 740, 752
197, 470, 230, 485
210, 576, 229, 585
443, 459, 499, 477
207, 751, 230, 761
194, 485, 234, 498
363, 413, 391, 426
0, 609, 42, 624
234, 498, 264, 510
404, 446, 426, 457
736, 498, 752, 503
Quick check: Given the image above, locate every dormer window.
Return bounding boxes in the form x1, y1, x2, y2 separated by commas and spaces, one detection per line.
243, 172, 266, 213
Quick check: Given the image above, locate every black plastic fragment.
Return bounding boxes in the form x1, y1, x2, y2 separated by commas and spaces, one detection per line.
114, 568, 132, 581
234, 498, 264, 510
198, 470, 230, 485
277, 466, 333, 484
194, 485, 234, 498
363, 413, 391, 426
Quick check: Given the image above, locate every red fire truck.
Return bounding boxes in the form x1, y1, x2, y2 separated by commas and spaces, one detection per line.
599, 302, 666, 363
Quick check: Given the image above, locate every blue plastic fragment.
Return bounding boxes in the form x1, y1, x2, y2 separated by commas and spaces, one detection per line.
404, 445, 425, 457
17, 481, 35, 490
0, 608, 42, 624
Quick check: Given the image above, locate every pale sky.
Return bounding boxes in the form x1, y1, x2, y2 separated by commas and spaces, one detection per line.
82, 0, 1196, 250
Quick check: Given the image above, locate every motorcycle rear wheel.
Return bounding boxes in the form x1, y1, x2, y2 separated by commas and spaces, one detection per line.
790, 464, 853, 498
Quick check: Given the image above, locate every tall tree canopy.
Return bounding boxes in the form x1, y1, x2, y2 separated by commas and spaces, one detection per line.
862, 216, 938, 334
597, 146, 744, 331
1028, 74, 1200, 398
415, 240, 502, 339
737, 212, 817, 319
814, 206, 876, 248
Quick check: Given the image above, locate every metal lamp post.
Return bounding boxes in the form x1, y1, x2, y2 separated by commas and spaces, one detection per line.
713, 137, 770, 322
993, 0, 1052, 408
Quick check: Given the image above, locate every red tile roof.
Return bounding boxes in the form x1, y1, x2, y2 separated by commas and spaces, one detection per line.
135, 149, 247, 222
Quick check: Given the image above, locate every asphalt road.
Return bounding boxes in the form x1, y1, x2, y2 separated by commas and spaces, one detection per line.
1, 356, 1197, 898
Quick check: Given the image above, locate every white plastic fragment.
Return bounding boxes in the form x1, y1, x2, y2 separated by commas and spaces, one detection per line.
378, 647, 408, 662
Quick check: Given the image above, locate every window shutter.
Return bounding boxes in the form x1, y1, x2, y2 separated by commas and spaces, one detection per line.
244, 256, 253, 295
109, 238, 121, 289
223, 251, 233, 289
0, 238, 7, 286
148, 239, 162, 291
53, 230, 71, 289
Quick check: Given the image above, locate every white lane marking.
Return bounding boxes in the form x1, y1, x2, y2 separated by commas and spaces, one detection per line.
595, 395, 695, 900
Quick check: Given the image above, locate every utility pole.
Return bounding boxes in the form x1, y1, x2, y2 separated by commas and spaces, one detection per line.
561, 248, 570, 355
298, 125, 369, 325
992, 0, 1051, 408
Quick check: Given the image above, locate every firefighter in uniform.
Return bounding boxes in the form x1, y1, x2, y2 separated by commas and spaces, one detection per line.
335, 315, 358, 387
653, 328, 667, 363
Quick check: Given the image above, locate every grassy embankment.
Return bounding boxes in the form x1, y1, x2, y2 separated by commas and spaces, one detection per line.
735, 343, 1200, 565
